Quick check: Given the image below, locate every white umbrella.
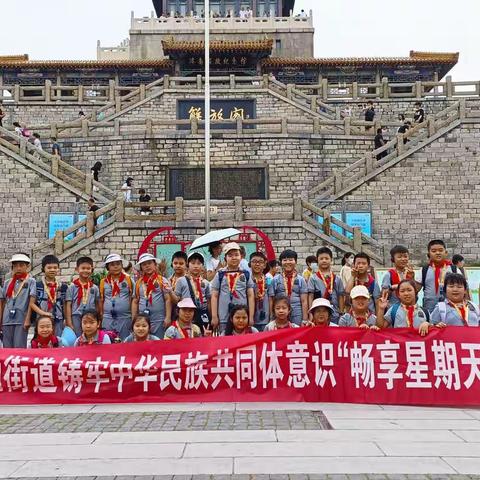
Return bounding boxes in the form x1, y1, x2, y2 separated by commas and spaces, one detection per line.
189, 228, 241, 251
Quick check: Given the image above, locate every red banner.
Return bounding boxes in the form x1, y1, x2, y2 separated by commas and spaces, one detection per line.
1, 327, 480, 405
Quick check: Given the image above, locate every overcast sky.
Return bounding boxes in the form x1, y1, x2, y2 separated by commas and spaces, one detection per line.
0, 0, 477, 79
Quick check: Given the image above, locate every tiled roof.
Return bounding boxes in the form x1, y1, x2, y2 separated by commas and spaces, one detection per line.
162, 39, 274, 54
263, 51, 459, 67
0, 59, 174, 69
0, 54, 29, 62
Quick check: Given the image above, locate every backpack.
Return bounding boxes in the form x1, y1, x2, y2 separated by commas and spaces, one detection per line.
32, 280, 68, 323
390, 303, 430, 327
438, 301, 480, 324
185, 276, 210, 332
421, 265, 457, 287
100, 329, 122, 343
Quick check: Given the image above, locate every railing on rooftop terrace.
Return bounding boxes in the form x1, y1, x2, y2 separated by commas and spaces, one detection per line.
2, 76, 480, 106
130, 14, 313, 30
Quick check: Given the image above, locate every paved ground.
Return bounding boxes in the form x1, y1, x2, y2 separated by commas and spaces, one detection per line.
1, 403, 480, 477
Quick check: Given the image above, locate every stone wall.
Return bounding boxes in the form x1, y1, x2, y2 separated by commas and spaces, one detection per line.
0, 151, 82, 275
55, 134, 374, 201
343, 122, 480, 261
1, 104, 97, 130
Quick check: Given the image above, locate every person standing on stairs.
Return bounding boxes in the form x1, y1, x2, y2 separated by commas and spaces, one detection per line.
121, 177, 134, 202
363, 101, 375, 131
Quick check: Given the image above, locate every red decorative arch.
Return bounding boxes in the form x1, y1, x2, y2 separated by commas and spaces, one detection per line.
137, 226, 276, 261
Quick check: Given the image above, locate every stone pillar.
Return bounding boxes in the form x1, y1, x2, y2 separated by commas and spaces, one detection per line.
175, 197, 184, 222
86, 211, 95, 237
139, 83, 146, 101
85, 173, 93, 195
51, 154, 59, 177
344, 117, 351, 136
446, 75, 453, 99
234, 196, 243, 222
54, 230, 64, 255
45, 80, 52, 102
293, 198, 303, 221
414, 81, 422, 99
352, 82, 358, 100
382, 77, 389, 99
236, 117, 242, 135
352, 227, 362, 252
321, 78, 328, 100
116, 193, 125, 222
78, 85, 84, 103
81, 119, 89, 137
108, 80, 116, 103
145, 118, 153, 135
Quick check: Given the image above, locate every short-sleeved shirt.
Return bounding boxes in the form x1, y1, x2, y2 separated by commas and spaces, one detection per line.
101, 276, 133, 319
430, 302, 480, 327
415, 265, 453, 312
134, 276, 171, 324
338, 312, 377, 327
381, 269, 412, 306
252, 275, 270, 328
74, 332, 111, 346
211, 269, 254, 325
36, 280, 67, 324
206, 257, 220, 273
124, 334, 160, 342
269, 273, 308, 325
307, 272, 345, 322
352, 277, 380, 313
164, 323, 201, 339
1, 277, 37, 326
384, 304, 429, 328
264, 321, 299, 331
223, 326, 259, 336
175, 276, 211, 312
66, 282, 100, 318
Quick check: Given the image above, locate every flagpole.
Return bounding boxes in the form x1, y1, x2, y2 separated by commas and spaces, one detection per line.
204, 0, 211, 232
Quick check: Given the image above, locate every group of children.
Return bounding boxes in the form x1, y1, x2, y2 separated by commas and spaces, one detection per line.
0, 238, 477, 349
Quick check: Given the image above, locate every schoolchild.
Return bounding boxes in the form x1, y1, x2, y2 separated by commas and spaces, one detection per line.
307, 247, 345, 323
65, 256, 101, 337
224, 304, 259, 335
132, 253, 172, 339
0, 253, 36, 348
249, 251, 270, 331
99, 254, 133, 340
266, 259, 280, 284
264, 295, 299, 331
164, 298, 202, 339
174, 251, 211, 332
430, 273, 480, 327
124, 314, 160, 342
269, 249, 308, 326
169, 251, 188, 293
345, 253, 380, 314
211, 242, 255, 333
306, 298, 337, 327
381, 245, 415, 307
74, 310, 111, 346
339, 285, 379, 329
377, 279, 430, 336
30, 315, 63, 348
302, 255, 318, 283
415, 240, 454, 313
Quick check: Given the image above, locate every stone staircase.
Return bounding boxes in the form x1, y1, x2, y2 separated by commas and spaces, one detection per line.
0, 126, 116, 204
308, 100, 465, 204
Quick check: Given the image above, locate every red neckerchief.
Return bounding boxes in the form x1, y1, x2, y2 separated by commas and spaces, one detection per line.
192, 276, 204, 304
46, 282, 58, 310
173, 321, 191, 338
31, 335, 58, 349
316, 271, 335, 299
143, 274, 161, 305
389, 269, 402, 289
283, 271, 296, 297
105, 273, 126, 298
355, 274, 375, 290
430, 260, 452, 294
226, 272, 241, 299
170, 274, 182, 291
73, 278, 93, 306
448, 301, 469, 326
6, 273, 28, 298
350, 309, 367, 326
253, 274, 266, 299
405, 305, 416, 328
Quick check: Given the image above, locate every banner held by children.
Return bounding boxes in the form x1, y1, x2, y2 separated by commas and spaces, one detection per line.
0, 327, 479, 405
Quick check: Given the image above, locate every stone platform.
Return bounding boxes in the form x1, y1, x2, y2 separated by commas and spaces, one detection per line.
1, 403, 480, 478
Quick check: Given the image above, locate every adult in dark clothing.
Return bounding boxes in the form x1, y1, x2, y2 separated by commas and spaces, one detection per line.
364, 101, 375, 131
51, 137, 62, 158
397, 122, 411, 144
139, 188, 152, 215
88, 198, 100, 226
413, 102, 425, 123
374, 128, 387, 160
91, 162, 102, 182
